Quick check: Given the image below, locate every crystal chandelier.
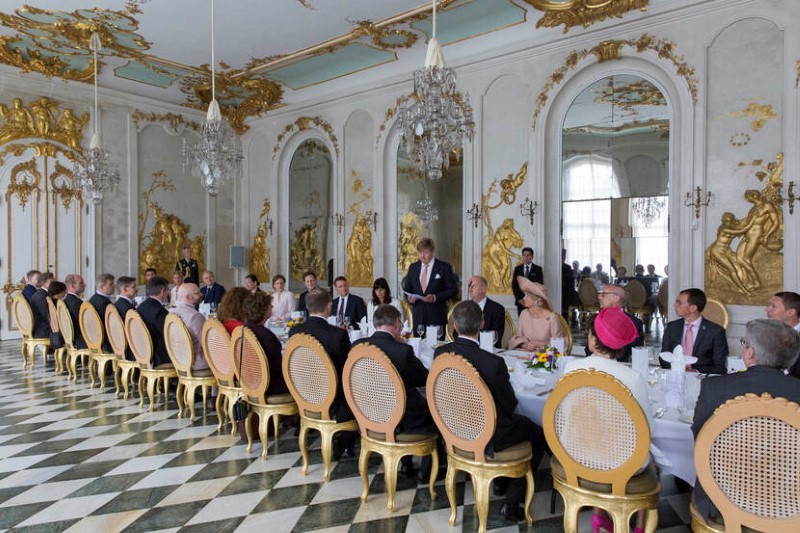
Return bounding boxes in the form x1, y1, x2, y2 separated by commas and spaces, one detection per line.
73, 32, 120, 206
414, 188, 439, 228
631, 196, 666, 227
181, 0, 243, 197
397, 0, 474, 182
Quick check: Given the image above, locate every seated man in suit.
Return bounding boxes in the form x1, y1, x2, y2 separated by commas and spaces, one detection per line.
22, 269, 41, 302
30, 272, 54, 340
330, 276, 367, 329
64, 273, 87, 349
402, 237, 457, 336
466, 275, 505, 348
171, 283, 209, 371
137, 276, 171, 367
89, 273, 116, 353
512, 247, 543, 315
660, 288, 728, 374
200, 270, 226, 306
765, 291, 800, 378
297, 270, 318, 314
583, 284, 644, 362
115, 277, 138, 319
434, 301, 547, 522
289, 287, 356, 456
691, 319, 800, 524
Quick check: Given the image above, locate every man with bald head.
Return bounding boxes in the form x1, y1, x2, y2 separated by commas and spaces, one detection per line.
584, 284, 644, 361
170, 282, 209, 371
468, 275, 505, 348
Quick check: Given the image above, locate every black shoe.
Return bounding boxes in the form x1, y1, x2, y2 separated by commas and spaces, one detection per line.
493, 477, 510, 497
399, 457, 415, 478
417, 467, 446, 484
499, 502, 523, 522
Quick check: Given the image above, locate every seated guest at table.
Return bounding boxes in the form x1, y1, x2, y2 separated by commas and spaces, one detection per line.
89, 273, 116, 353
217, 287, 249, 334
366, 277, 402, 322
583, 284, 644, 362
48, 281, 67, 301
435, 301, 547, 521
660, 288, 728, 374
201, 270, 226, 306
137, 276, 171, 367
22, 270, 41, 302
467, 275, 505, 348
270, 274, 295, 321
241, 291, 288, 395
614, 266, 630, 286
64, 274, 87, 349
590, 263, 610, 285
144, 268, 157, 282
298, 270, 318, 314
171, 283, 209, 371
563, 307, 653, 533
115, 277, 138, 319
331, 276, 367, 329
244, 274, 262, 294
691, 319, 800, 525
169, 271, 183, 306
765, 291, 800, 378
30, 272, 54, 339
509, 278, 564, 352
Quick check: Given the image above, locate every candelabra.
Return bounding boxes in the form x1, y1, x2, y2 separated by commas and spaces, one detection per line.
684, 187, 712, 219
364, 210, 378, 232
466, 203, 482, 228
332, 213, 345, 234
519, 197, 537, 226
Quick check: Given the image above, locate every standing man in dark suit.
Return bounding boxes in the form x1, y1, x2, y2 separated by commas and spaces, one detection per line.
562, 249, 579, 321
115, 277, 138, 319
660, 288, 728, 374
89, 273, 115, 353
583, 284, 644, 362
200, 271, 226, 306
402, 238, 457, 334
64, 273, 87, 349
136, 276, 171, 367
511, 247, 543, 315
22, 270, 41, 302
297, 270, 318, 314
434, 301, 547, 521
330, 276, 367, 329
691, 319, 800, 524
467, 275, 505, 348
30, 272, 54, 339
175, 246, 199, 285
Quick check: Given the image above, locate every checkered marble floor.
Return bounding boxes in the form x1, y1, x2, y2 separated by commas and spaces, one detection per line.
0, 340, 691, 533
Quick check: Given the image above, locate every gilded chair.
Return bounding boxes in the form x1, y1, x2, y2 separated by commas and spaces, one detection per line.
690, 393, 800, 533
578, 278, 601, 327
79, 302, 118, 392
11, 294, 49, 369
501, 309, 516, 350
625, 279, 653, 324
555, 313, 573, 355
656, 280, 669, 327
56, 299, 90, 381
542, 369, 659, 533
701, 298, 729, 329
124, 310, 180, 412
201, 318, 242, 433
232, 325, 297, 459
47, 297, 66, 374
105, 305, 139, 400
445, 306, 455, 341
164, 314, 217, 422
342, 343, 438, 511
282, 333, 358, 480
427, 353, 534, 533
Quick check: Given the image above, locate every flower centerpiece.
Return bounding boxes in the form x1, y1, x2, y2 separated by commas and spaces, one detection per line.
286, 317, 304, 328
524, 345, 562, 372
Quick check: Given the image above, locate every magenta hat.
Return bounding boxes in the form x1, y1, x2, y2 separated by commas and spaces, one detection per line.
594, 307, 638, 349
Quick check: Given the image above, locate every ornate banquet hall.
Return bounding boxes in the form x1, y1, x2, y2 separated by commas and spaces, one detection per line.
0, 1, 798, 532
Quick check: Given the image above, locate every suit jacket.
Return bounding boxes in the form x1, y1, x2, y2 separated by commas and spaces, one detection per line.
584, 310, 644, 362
482, 298, 506, 348
298, 290, 308, 313
289, 316, 353, 422
22, 283, 36, 302
175, 258, 199, 284
402, 258, 457, 327
89, 293, 113, 353
561, 263, 579, 315
115, 297, 136, 361
660, 318, 728, 374
512, 263, 543, 314
30, 288, 51, 338
354, 331, 435, 435
201, 283, 226, 305
330, 294, 367, 329
243, 320, 288, 396
64, 293, 86, 349
137, 297, 170, 367
691, 365, 800, 519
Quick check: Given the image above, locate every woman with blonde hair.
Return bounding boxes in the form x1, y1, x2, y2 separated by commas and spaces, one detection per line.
509, 277, 564, 351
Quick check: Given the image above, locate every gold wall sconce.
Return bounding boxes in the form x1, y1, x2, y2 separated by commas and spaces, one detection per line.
264, 218, 273, 235
466, 203, 482, 228
519, 197, 538, 226
778, 181, 797, 215
332, 213, 345, 234
684, 186, 712, 219
364, 210, 378, 232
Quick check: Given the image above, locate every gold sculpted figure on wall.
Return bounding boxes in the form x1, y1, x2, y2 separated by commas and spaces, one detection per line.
250, 198, 271, 282
0, 97, 87, 149
345, 175, 373, 287
398, 212, 423, 276
290, 222, 324, 282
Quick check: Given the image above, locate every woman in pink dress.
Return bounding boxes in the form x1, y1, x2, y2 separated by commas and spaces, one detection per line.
508, 277, 564, 351
270, 274, 295, 321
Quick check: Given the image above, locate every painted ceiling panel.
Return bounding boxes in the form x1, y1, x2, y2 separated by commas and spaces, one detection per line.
411, 0, 527, 46
115, 60, 180, 89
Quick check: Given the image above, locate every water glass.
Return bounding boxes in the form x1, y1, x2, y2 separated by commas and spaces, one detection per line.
343, 316, 351, 328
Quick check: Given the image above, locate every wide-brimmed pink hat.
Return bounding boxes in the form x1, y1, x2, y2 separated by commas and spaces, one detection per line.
594, 307, 638, 349
517, 276, 552, 311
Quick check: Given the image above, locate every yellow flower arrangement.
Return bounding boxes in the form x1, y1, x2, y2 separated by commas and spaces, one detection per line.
287, 317, 305, 328
524, 345, 562, 372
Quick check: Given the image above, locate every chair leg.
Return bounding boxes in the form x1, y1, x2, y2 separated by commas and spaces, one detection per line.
228, 396, 237, 436
258, 412, 270, 460
382, 451, 401, 512
215, 393, 225, 431
120, 366, 130, 399
272, 414, 280, 453
523, 470, 534, 525
138, 373, 146, 407
187, 383, 198, 421
445, 459, 458, 526
561, 496, 579, 533
172, 379, 183, 413
176, 382, 186, 418
21, 342, 28, 369
201, 385, 209, 417
644, 507, 658, 533
89, 358, 97, 388
320, 427, 335, 481
358, 444, 370, 502
146, 376, 157, 411
610, 509, 632, 533
472, 474, 490, 533
428, 448, 438, 500
98, 359, 109, 391
245, 411, 256, 454
299, 421, 310, 475
550, 486, 558, 513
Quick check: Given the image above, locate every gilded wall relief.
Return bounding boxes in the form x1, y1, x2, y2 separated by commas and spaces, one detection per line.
131, 110, 201, 133
705, 152, 784, 305
376, 95, 415, 143
480, 163, 527, 294
724, 101, 779, 133
345, 175, 373, 287
273, 116, 339, 159
532, 34, 698, 130
250, 198, 272, 283
6, 159, 41, 210
398, 211, 424, 276
524, 0, 648, 33
595, 78, 667, 115
137, 171, 205, 283
0, 97, 88, 150
290, 221, 325, 282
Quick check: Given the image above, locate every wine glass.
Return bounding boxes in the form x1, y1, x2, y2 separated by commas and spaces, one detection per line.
434, 326, 442, 341
416, 324, 425, 338
343, 316, 351, 329
491, 330, 498, 347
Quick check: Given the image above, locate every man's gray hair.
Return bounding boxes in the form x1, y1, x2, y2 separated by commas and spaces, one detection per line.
373, 304, 401, 328
452, 301, 482, 336
746, 318, 800, 369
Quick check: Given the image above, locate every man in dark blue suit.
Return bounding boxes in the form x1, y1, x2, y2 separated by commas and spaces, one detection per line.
402, 238, 457, 333
691, 319, 800, 524
115, 277, 137, 319
88, 273, 115, 353
22, 270, 41, 302
330, 276, 367, 329
30, 272, 54, 339
511, 247, 543, 315
136, 276, 171, 367
660, 288, 728, 374
200, 271, 226, 305
63, 273, 87, 349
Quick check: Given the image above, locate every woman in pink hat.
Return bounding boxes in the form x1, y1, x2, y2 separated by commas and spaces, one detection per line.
562, 306, 654, 533
509, 277, 564, 352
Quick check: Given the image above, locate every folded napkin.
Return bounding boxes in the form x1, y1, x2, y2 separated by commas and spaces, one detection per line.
659, 345, 697, 409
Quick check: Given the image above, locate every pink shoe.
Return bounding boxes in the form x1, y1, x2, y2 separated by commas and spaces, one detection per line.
591, 514, 614, 533
633, 529, 644, 533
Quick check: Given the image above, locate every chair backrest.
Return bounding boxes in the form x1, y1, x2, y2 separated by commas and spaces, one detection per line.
578, 278, 599, 307
343, 343, 405, 443
56, 299, 76, 349
445, 305, 455, 341
625, 279, 648, 309
105, 305, 127, 360
400, 299, 413, 331
164, 313, 195, 376
124, 310, 154, 367
542, 369, 650, 496
426, 352, 496, 462
656, 279, 669, 317
201, 317, 235, 386
501, 309, 515, 350
694, 393, 800, 533
79, 302, 104, 353
231, 326, 270, 403
11, 294, 33, 337
702, 298, 729, 329
47, 296, 59, 333
554, 313, 573, 355
282, 333, 338, 421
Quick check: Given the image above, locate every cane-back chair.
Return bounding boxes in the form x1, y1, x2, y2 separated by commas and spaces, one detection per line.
124, 310, 179, 412
105, 305, 138, 399
201, 318, 242, 433
47, 297, 67, 374
56, 299, 90, 381
164, 314, 216, 422
11, 294, 49, 369
79, 302, 118, 392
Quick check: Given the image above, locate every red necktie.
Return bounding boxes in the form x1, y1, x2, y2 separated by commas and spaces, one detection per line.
337, 299, 344, 322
